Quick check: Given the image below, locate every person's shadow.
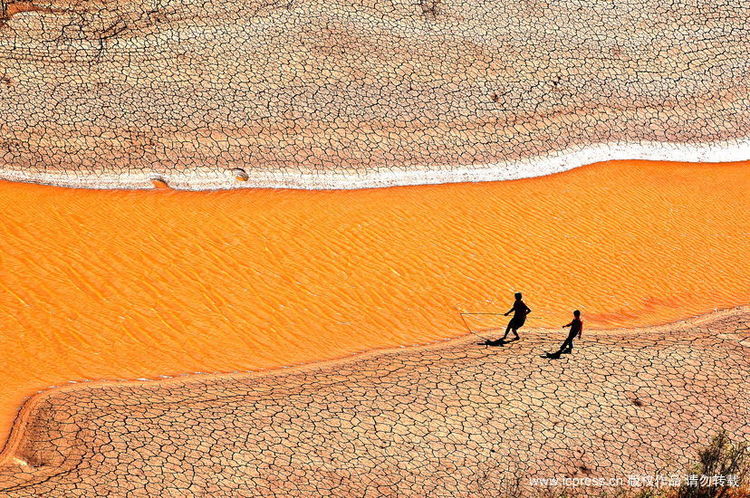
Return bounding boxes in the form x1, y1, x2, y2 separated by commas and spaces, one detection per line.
541, 349, 572, 359
479, 337, 520, 347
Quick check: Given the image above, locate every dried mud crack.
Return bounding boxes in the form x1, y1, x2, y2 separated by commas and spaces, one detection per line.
0, 308, 748, 496
0, 0, 749, 189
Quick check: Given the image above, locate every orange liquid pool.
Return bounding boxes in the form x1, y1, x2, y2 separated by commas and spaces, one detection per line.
0, 160, 749, 444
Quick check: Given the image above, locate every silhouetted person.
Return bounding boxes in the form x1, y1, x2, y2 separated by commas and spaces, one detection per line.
495, 292, 531, 343
547, 310, 583, 358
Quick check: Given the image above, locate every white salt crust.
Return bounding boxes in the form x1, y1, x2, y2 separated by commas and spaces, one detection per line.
2, 140, 749, 191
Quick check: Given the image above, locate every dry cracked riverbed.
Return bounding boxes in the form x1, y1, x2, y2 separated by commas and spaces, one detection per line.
1, 0, 749, 188
0, 308, 748, 496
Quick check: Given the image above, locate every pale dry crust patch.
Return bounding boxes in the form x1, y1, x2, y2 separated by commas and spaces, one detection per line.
3, 141, 750, 190
1, 0, 749, 189
0, 308, 748, 496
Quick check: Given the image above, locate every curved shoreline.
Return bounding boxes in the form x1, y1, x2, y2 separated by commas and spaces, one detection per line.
1, 162, 749, 469
1, 306, 746, 465
2, 140, 750, 190
0, 306, 747, 494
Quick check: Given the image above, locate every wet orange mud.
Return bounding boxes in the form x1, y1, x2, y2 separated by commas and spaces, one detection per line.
1, 160, 749, 445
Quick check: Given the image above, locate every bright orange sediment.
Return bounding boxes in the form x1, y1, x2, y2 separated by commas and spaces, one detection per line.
0, 159, 748, 444
1, 2, 55, 19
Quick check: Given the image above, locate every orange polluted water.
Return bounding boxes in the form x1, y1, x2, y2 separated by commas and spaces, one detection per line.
1, 159, 749, 443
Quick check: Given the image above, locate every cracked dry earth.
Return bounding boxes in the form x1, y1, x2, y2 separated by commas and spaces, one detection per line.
0, 308, 748, 496
1, 0, 749, 188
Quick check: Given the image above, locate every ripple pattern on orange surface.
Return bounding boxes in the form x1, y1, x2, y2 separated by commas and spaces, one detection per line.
0, 160, 748, 443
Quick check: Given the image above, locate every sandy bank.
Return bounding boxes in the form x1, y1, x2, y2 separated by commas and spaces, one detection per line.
0, 308, 748, 495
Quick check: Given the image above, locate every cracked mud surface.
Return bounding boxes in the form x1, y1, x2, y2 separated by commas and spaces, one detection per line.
1, 0, 749, 188
1, 308, 748, 496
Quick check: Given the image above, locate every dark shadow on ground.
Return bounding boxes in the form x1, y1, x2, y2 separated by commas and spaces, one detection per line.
478, 337, 520, 347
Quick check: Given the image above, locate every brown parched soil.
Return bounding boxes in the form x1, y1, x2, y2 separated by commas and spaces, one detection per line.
0, 0, 749, 188
0, 308, 748, 496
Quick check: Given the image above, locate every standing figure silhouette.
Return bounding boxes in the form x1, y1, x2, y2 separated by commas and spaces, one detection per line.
497, 292, 531, 342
